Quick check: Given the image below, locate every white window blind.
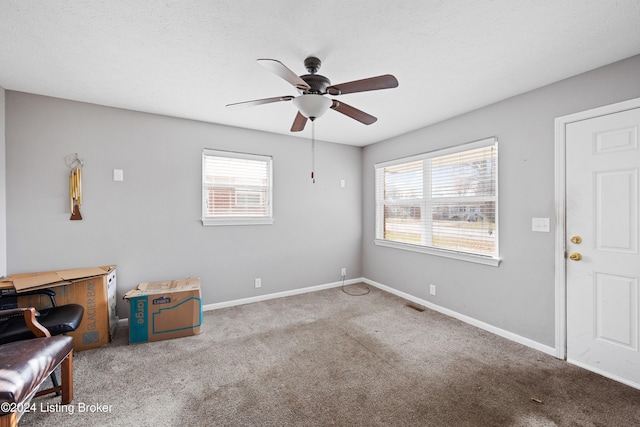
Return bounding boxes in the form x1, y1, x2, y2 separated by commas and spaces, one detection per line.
202, 149, 273, 226
375, 137, 499, 265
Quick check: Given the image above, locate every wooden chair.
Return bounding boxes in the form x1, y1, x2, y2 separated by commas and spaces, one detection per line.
0, 308, 74, 427
0, 289, 83, 394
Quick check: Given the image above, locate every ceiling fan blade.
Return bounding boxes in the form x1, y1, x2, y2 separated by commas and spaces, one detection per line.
225, 95, 294, 109
326, 74, 398, 96
330, 100, 377, 125
257, 59, 311, 91
290, 111, 308, 132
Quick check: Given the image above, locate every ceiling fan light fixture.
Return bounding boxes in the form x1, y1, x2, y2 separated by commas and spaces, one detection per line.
293, 94, 332, 120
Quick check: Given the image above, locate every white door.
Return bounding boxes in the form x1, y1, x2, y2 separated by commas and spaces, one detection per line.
566, 107, 640, 387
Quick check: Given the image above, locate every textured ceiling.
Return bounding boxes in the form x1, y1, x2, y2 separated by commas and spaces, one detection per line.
1, 1, 639, 146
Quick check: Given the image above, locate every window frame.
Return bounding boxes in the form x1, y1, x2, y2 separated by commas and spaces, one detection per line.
201, 149, 273, 226
374, 137, 500, 266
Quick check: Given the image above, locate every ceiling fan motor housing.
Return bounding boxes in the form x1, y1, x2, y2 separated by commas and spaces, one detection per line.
300, 74, 331, 94
300, 56, 331, 94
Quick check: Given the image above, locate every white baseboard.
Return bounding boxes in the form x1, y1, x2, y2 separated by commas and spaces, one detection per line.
118, 278, 359, 326
568, 359, 640, 391
362, 278, 558, 357
117, 276, 557, 359
201, 278, 360, 311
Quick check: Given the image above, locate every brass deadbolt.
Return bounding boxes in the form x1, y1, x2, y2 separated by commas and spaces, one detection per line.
570, 236, 582, 244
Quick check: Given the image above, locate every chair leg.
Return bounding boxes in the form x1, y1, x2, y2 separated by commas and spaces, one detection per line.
50, 371, 61, 396
60, 351, 73, 404
0, 411, 18, 427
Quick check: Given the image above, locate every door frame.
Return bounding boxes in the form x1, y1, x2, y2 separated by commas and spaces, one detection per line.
554, 96, 640, 360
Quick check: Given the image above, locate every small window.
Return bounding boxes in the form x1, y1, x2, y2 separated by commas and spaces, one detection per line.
375, 137, 499, 265
202, 149, 273, 226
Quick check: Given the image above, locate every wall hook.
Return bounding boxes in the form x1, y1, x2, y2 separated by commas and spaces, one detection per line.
65, 153, 84, 169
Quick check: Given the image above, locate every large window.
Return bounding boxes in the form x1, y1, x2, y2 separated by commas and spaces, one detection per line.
375, 137, 499, 265
202, 149, 273, 226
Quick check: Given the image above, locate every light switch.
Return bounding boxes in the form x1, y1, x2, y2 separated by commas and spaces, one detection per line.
113, 169, 124, 182
532, 217, 550, 232
340, 179, 346, 188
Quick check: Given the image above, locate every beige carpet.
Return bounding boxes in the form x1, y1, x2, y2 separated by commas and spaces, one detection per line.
20, 284, 640, 426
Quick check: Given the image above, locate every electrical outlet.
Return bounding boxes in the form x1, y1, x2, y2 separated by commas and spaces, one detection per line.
341, 267, 346, 277
429, 284, 436, 296
254, 278, 262, 289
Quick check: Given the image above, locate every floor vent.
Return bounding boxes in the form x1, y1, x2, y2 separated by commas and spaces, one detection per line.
405, 303, 425, 312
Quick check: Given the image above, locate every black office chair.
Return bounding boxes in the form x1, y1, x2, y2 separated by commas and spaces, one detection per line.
0, 288, 84, 393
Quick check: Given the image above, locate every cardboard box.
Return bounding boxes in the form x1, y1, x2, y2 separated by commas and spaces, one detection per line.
0, 266, 118, 352
124, 277, 202, 344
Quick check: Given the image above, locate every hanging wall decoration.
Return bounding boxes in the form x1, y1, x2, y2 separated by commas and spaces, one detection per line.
66, 154, 83, 220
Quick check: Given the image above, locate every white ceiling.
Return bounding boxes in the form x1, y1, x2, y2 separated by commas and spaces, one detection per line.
1, 1, 639, 147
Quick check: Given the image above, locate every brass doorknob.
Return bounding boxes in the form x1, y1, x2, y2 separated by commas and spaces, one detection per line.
569, 252, 582, 261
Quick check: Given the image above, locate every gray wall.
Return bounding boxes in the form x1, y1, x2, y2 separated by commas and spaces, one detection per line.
362, 55, 640, 347
4, 55, 640, 349
5, 93, 362, 316
0, 86, 5, 277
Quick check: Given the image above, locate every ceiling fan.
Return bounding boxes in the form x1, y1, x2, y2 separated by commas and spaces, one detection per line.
226, 56, 399, 132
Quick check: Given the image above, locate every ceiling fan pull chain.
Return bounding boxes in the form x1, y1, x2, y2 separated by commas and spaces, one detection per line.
311, 120, 316, 183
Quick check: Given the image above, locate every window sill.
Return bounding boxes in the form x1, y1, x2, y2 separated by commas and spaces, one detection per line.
202, 218, 274, 226
374, 239, 501, 266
